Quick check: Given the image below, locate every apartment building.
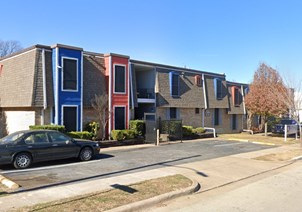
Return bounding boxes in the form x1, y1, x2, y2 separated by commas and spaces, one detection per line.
0, 43, 248, 135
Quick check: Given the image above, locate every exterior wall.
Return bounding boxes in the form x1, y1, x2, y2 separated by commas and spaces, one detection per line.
179, 108, 203, 128
105, 54, 130, 131
205, 75, 229, 109
52, 46, 83, 131
0, 49, 37, 107
83, 108, 98, 125
156, 68, 205, 108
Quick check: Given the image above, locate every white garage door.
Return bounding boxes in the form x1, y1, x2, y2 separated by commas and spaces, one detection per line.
5, 111, 35, 134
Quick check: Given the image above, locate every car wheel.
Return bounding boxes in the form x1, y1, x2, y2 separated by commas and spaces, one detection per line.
79, 147, 93, 161
13, 153, 32, 169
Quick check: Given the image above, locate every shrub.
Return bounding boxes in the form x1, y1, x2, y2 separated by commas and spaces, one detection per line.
192, 127, 206, 134
111, 129, 137, 141
122, 129, 136, 139
129, 120, 145, 136
182, 126, 193, 137
111, 130, 124, 141
67, 131, 93, 140
84, 121, 100, 140
29, 125, 65, 133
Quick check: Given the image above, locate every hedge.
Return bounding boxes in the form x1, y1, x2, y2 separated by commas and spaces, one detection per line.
129, 120, 145, 136
67, 131, 93, 140
182, 126, 193, 137
29, 125, 65, 133
111, 129, 137, 141
192, 127, 206, 134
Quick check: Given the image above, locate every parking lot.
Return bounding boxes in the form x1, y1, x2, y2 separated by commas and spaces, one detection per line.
0, 139, 274, 191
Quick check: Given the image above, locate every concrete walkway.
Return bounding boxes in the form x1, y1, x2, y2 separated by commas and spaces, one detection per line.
0, 142, 300, 212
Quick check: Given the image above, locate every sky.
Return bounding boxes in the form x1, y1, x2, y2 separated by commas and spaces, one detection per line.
1, 0, 302, 83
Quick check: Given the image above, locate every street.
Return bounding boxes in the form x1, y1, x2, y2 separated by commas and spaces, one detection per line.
0, 139, 273, 190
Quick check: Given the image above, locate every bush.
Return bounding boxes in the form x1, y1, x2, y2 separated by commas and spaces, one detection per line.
29, 125, 65, 133
111, 129, 137, 141
67, 131, 93, 140
84, 121, 100, 140
129, 120, 145, 136
111, 130, 124, 141
192, 127, 206, 134
182, 126, 193, 137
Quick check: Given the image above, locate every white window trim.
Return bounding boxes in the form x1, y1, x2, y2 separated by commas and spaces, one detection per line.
61, 105, 79, 131
61, 57, 79, 92
113, 105, 126, 130
113, 64, 127, 94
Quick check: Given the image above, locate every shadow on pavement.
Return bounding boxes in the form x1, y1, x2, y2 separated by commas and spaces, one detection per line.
11, 154, 203, 193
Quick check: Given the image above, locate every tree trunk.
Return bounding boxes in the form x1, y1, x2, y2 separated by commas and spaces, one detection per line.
247, 111, 254, 130
264, 122, 268, 136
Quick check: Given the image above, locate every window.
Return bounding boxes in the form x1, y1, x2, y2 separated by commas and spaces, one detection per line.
195, 108, 200, 114
195, 75, 202, 86
232, 114, 237, 130
232, 86, 241, 106
25, 133, 49, 144
244, 87, 249, 95
114, 65, 126, 93
114, 107, 126, 130
170, 107, 177, 119
49, 132, 70, 144
214, 78, 223, 99
214, 108, 220, 125
169, 72, 179, 97
63, 58, 77, 90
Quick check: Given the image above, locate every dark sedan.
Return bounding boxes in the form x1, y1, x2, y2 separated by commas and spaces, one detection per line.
0, 130, 100, 169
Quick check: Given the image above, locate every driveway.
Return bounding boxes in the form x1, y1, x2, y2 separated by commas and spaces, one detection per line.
0, 139, 274, 191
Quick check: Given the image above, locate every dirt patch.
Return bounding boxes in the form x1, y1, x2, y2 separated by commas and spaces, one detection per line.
219, 133, 300, 146
254, 149, 302, 161
17, 174, 192, 212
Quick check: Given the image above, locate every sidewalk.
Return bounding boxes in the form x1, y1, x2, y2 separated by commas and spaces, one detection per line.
0, 142, 301, 211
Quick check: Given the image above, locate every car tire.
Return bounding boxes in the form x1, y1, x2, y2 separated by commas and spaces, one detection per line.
79, 147, 93, 161
13, 153, 32, 169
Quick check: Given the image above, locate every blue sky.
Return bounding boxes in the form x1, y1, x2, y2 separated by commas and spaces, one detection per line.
2, 0, 302, 83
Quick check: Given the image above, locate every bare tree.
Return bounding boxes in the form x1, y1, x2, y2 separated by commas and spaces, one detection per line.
245, 63, 288, 135
0, 40, 23, 58
269, 72, 302, 142
91, 94, 111, 140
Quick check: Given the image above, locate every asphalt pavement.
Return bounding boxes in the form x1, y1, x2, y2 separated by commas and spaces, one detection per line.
0, 139, 273, 190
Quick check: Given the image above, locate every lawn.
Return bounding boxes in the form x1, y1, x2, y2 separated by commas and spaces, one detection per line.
218, 132, 301, 146
18, 174, 192, 212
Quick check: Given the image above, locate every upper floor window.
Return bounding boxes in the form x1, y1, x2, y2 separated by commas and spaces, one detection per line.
63, 58, 77, 90
114, 65, 126, 93
169, 72, 179, 97
232, 86, 241, 106
195, 75, 202, 86
214, 78, 223, 99
244, 87, 249, 95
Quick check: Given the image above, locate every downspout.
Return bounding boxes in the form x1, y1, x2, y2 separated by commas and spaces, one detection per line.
108, 55, 112, 139
202, 74, 207, 127
241, 85, 246, 130
42, 48, 47, 124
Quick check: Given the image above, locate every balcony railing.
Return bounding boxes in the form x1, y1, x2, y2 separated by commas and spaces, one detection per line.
137, 88, 155, 99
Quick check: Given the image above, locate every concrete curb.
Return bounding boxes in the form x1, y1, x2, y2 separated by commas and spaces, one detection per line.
0, 175, 19, 189
108, 178, 200, 212
227, 138, 277, 146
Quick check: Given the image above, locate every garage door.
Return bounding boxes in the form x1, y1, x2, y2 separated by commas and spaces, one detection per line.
5, 111, 35, 133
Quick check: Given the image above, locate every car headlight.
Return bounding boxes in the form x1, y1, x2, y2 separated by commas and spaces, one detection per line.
95, 143, 99, 147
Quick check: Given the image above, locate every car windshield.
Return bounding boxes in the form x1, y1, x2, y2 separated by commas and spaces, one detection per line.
0, 132, 25, 144
280, 120, 296, 125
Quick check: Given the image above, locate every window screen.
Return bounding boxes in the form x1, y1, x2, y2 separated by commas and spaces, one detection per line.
114, 65, 126, 93
63, 59, 77, 90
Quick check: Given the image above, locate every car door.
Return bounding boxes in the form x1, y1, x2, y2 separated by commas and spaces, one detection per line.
23, 132, 53, 162
47, 131, 79, 159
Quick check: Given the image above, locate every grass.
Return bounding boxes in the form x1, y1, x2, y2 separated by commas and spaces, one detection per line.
218, 132, 301, 146
17, 174, 192, 212
254, 149, 302, 161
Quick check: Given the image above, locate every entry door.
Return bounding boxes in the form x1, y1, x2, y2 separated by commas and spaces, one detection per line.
63, 107, 77, 132
144, 113, 156, 143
